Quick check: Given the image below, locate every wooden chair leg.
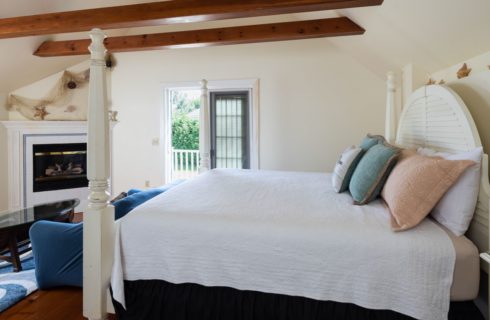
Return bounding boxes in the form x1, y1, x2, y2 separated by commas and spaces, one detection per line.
8, 236, 22, 272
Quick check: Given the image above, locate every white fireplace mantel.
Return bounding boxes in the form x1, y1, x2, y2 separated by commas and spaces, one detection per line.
1, 120, 117, 211
1, 120, 89, 131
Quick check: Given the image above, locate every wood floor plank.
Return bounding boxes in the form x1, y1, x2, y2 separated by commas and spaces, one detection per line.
0, 287, 116, 320
0, 288, 83, 320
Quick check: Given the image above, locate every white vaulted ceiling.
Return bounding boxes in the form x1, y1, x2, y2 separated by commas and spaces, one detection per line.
0, 0, 489, 92
0, 0, 155, 92
331, 0, 490, 77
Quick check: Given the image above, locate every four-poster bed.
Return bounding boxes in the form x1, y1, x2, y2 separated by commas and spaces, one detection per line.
83, 29, 490, 320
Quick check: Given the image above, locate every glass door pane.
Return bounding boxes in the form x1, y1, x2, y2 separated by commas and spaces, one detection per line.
210, 91, 250, 169
169, 89, 201, 181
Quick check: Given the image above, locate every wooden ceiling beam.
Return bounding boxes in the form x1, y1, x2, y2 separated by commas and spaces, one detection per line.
1, 0, 382, 39
34, 17, 365, 57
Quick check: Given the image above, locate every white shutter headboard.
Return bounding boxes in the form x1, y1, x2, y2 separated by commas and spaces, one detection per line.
397, 85, 481, 152
396, 85, 490, 269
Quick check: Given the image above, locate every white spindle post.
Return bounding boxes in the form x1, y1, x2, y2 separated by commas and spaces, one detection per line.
83, 28, 115, 320
190, 151, 193, 174
178, 153, 181, 179
385, 71, 397, 143
173, 149, 177, 176
199, 79, 211, 172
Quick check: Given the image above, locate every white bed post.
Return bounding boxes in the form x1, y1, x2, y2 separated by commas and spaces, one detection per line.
385, 71, 397, 143
83, 28, 115, 320
199, 79, 211, 172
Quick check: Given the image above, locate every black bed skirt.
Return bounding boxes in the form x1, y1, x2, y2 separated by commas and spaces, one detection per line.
112, 280, 483, 320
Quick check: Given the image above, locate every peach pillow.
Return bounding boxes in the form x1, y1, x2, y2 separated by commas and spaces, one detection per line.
381, 151, 474, 231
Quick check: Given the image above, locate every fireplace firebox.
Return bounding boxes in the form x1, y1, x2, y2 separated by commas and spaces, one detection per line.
32, 143, 88, 192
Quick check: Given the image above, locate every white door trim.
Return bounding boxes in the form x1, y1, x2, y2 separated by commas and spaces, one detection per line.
161, 78, 260, 183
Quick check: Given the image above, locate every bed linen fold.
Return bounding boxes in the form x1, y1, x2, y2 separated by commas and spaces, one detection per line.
111, 169, 455, 320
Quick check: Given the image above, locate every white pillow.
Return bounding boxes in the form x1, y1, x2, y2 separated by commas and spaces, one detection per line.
332, 146, 363, 193
417, 147, 483, 236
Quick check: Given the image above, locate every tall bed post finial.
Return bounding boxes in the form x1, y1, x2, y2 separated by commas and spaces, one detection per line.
385, 71, 397, 143
84, 28, 115, 320
199, 79, 211, 172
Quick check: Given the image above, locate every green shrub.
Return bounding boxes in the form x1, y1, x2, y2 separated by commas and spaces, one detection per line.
172, 114, 199, 150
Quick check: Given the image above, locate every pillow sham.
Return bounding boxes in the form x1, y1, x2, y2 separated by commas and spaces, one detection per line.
349, 143, 400, 205
332, 146, 363, 193
417, 147, 483, 236
382, 151, 474, 231
359, 134, 386, 151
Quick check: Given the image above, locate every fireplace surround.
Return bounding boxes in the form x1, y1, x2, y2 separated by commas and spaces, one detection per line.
1, 121, 116, 212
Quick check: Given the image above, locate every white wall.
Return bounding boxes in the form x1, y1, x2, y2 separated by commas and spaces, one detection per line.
430, 51, 490, 155
111, 39, 386, 193
8, 60, 91, 121
402, 64, 427, 107
444, 72, 490, 154
431, 51, 490, 84
0, 93, 8, 212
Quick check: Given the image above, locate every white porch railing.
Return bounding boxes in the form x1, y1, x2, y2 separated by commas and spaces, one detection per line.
172, 149, 200, 180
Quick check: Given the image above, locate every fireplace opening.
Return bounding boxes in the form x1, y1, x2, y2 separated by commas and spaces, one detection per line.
33, 143, 88, 192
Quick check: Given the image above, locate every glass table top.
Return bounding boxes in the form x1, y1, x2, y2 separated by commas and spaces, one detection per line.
0, 199, 79, 229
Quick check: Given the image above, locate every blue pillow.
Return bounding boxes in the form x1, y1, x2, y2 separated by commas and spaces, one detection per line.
359, 134, 386, 151
349, 143, 399, 205
113, 180, 184, 220
127, 188, 143, 196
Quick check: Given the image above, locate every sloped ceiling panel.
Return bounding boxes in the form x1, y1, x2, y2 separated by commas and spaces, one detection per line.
331, 0, 490, 77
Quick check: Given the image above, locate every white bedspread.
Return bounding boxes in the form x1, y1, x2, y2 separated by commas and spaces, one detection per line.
111, 169, 455, 320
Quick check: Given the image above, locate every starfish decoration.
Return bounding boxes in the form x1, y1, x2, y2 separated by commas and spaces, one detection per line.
457, 63, 471, 79
426, 78, 436, 85
33, 106, 49, 120
438, 79, 446, 85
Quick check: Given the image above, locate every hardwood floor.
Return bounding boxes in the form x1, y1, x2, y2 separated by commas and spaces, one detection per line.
0, 287, 116, 320
72, 212, 84, 223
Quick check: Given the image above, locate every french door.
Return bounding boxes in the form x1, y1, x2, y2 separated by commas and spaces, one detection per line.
210, 91, 251, 169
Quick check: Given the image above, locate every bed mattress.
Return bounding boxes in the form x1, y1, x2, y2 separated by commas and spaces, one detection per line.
442, 224, 480, 301
112, 169, 458, 320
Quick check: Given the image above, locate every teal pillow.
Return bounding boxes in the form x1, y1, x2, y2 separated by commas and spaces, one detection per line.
359, 134, 386, 152
349, 143, 399, 205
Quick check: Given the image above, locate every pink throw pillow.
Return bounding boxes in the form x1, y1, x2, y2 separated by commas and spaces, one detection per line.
381, 151, 474, 231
